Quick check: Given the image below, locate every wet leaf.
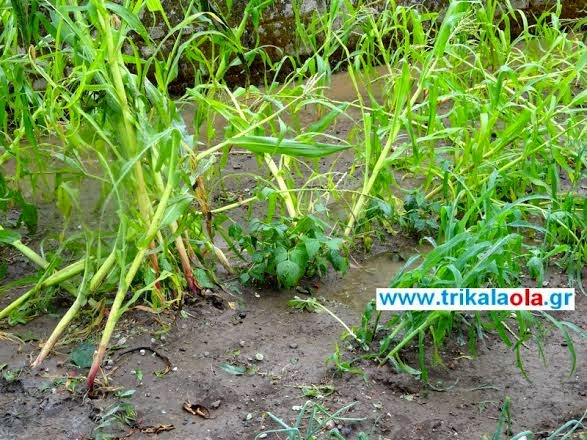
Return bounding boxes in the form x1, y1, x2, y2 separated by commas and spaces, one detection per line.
302, 384, 335, 398
70, 342, 95, 368
115, 389, 136, 398
183, 401, 211, 419
303, 238, 321, 260
141, 424, 175, 434
230, 136, 350, 158
195, 268, 216, 289
0, 229, 21, 245
277, 260, 303, 288
218, 362, 246, 376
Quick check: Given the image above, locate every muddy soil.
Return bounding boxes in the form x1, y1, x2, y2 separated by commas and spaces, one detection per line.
1, 67, 586, 440
0, 246, 586, 440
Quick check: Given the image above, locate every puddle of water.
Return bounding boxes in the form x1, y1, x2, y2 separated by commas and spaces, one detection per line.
324, 251, 411, 311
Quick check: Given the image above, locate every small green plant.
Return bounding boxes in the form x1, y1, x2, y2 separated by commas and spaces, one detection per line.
1, 366, 22, 383
229, 215, 348, 288
93, 401, 137, 440
255, 400, 368, 440
506, 408, 587, 440
400, 191, 440, 238
131, 369, 143, 384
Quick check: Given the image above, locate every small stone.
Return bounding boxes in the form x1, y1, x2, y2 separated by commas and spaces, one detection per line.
172, 367, 178, 372
258, 434, 267, 439
245, 413, 253, 421
151, 338, 157, 344
211, 400, 221, 409
239, 341, 246, 347
117, 337, 127, 345
238, 311, 247, 319
32, 78, 47, 91
161, 410, 166, 414
160, 335, 166, 341
139, 349, 146, 356
543, 280, 550, 287
289, 343, 298, 349
203, 351, 210, 357
292, 405, 303, 411
255, 353, 264, 361
106, 359, 114, 365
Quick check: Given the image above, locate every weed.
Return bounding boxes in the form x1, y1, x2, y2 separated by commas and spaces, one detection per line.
256, 400, 368, 440
93, 400, 137, 440
230, 216, 348, 288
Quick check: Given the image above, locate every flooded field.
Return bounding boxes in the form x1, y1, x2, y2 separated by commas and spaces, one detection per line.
1, 1, 586, 439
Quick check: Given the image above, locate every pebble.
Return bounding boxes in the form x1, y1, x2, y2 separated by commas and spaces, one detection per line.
151, 338, 157, 344
172, 367, 178, 372
239, 340, 246, 347
245, 413, 253, 421
289, 343, 298, 349
292, 405, 303, 411
255, 353, 264, 361
258, 434, 267, 439
117, 337, 127, 345
211, 400, 221, 409
203, 351, 210, 357
139, 349, 146, 356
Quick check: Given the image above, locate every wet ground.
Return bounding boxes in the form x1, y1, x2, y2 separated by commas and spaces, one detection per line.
1, 66, 586, 439
0, 248, 586, 440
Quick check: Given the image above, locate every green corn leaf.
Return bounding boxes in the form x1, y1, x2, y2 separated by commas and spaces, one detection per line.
105, 2, 150, 41
229, 136, 350, 158
0, 229, 21, 245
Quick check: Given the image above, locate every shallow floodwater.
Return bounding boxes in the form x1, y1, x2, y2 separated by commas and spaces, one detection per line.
325, 251, 410, 311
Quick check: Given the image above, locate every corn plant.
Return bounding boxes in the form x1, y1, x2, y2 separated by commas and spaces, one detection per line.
0, 0, 349, 390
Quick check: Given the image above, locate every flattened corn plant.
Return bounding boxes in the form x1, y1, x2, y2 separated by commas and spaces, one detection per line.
0, 0, 351, 389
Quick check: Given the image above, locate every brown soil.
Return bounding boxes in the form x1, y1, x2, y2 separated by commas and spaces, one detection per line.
0, 246, 586, 440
